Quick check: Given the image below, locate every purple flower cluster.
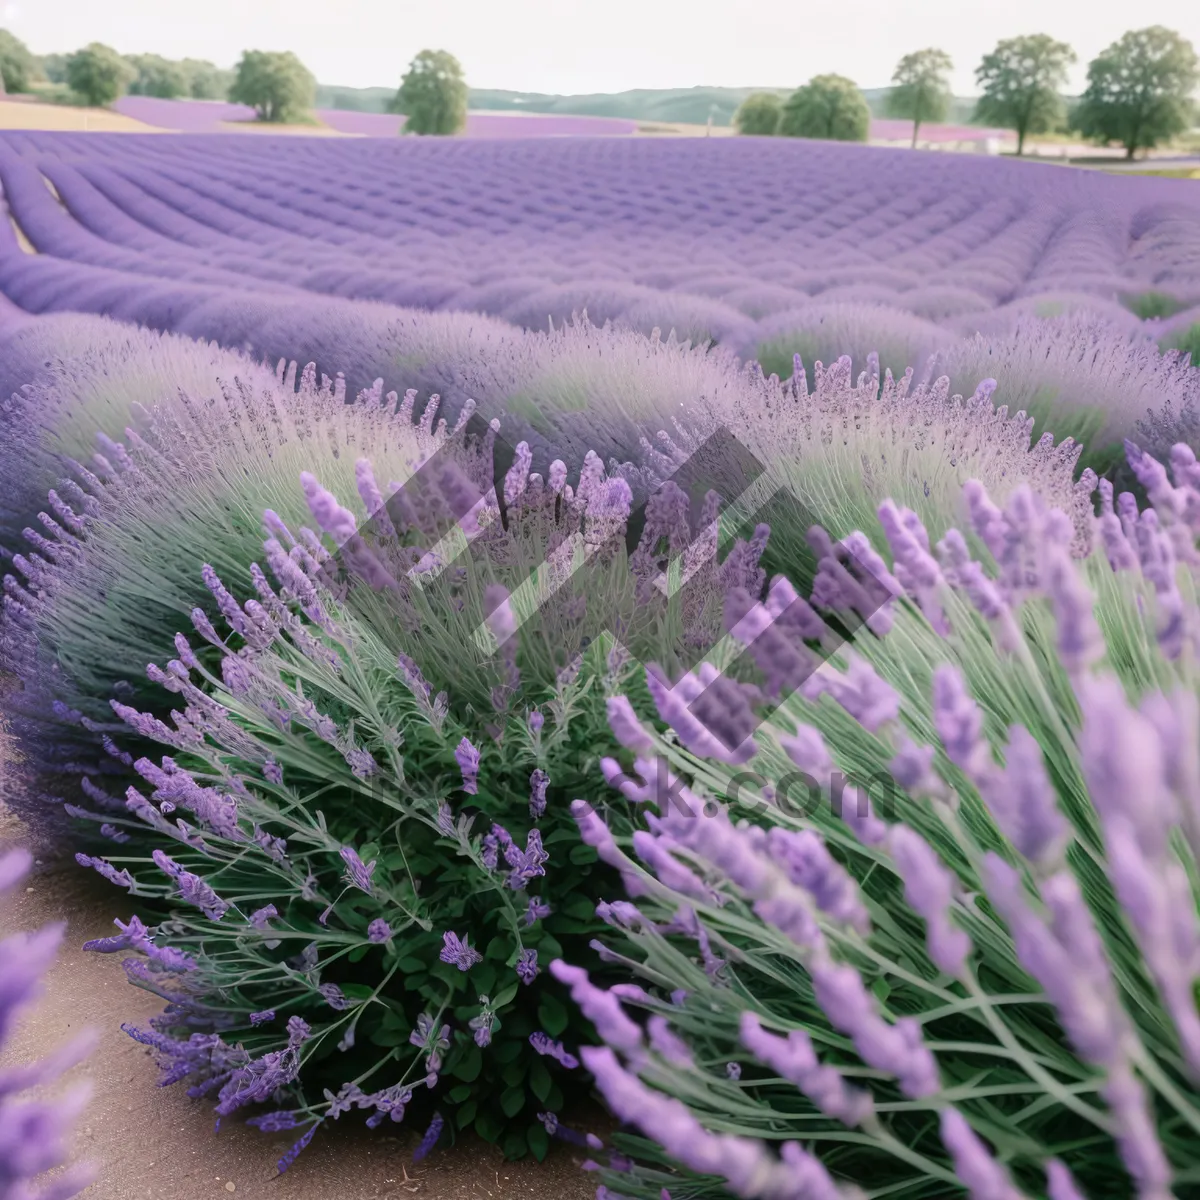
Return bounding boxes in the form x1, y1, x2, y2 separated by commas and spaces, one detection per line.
0, 850, 94, 1199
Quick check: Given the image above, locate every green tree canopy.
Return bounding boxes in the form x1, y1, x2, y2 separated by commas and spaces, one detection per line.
37, 52, 69, 85
180, 58, 233, 100
734, 92, 783, 135
126, 53, 189, 99
0, 29, 36, 94
779, 74, 871, 141
1074, 26, 1199, 159
973, 34, 1075, 155
389, 49, 468, 135
887, 48, 953, 147
66, 42, 136, 107
228, 50, 316, 123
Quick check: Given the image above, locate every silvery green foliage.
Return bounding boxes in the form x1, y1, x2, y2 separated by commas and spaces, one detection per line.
555, 443, 1200, 1200
0, 848, 94, 1200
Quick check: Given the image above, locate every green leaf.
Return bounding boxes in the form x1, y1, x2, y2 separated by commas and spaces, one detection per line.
493, 1039, 523, 1062
563, 896, 597, 919
471, 963, 497, 995
456, 1100, 478, 1129
447, 1084, 473, 1103
527, 1122, 550, 1161
341, 983, 374, 1000
451, 1045, 483, 1082
534, 934, 563, 964
500, 1086, 525, 1117
568, 844, 598, 865
396, 956, 425, 973
537, 995, 568, 1037
529, 1056, 552, 1102
503, 1129, 528, 1160
871, 976, 891, 1003
491, 982, 519, 1010
544, 1083, 564, 1111
486, 935, 510, 960
475, 1109, 503, 1143
502, 1060, 526, 1087
372, 1028, 412, 1047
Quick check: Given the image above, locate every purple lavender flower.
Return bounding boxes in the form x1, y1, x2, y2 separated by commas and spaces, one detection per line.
517, 947, 540, 983
469, 1002, 496, 1048
246, 1109, 300, 1132
74, 852, 135, 890
250, 904, 278, 929
528, 710, 545, 736
412, 1113, 445, 1163
455, 736, 480, 794
367, 919, 392, 943
525, 897, 551, 926
151, 850, 228, 920
319, 983, 348, 1011
439, 930, 483, 971
939, 1108, 1024, 1200
530, 1031, 580, 1069
0, 849, 94, 1199
888, 827, 970, 978
436, 800, 456, 835
529, 768, 550, 819
339, 845, 376, 894
504, 828, 549, 890
276, 1125, 317, 1175
249, 1010, 275, 1026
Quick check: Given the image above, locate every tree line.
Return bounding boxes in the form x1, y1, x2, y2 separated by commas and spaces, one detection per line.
735, 27, 1199, 160
0, 32, 468, 135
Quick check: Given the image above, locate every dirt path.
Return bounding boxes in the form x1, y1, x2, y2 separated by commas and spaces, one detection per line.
1, 796, 605, 1200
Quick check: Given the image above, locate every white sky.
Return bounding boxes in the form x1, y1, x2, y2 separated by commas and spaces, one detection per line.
4, 0, 1196, 96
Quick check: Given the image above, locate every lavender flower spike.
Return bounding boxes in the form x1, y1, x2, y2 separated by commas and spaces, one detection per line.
939, 1108, 1025, 1200
455, 737, 481, 795
339, 845, 376, 894
439, 931, 483, 971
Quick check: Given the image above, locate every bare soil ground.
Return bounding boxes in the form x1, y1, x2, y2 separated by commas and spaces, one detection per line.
0, 99, 164, 133
0, 745, 603, 1199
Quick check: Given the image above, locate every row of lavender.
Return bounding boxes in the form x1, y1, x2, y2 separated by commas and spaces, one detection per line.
3, 273, 1200, 1199
1, 133, 1199, 362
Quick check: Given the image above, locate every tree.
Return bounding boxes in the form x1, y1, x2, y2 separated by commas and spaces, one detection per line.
734, 92, 783, 135
779, 75, 871, 141
887, 48, 953, 148
1074, 27, 1199, 159
66, 42, 136, 107
126, 53, 189, 99
0, 30, 36, 93
180, 58, 233, 100
37, 52, 69, 85
228, 50, 316, 123
973, 34, 1075, 155
389, 49, 468, 135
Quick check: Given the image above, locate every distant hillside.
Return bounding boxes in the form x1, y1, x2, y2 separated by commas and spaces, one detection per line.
315, 83, 981, 127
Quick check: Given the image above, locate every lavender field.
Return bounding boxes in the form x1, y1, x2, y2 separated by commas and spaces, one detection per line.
4, 119, 1200, 1200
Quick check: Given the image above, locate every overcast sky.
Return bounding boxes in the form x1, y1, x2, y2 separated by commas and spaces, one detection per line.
4, 0, 1197, 96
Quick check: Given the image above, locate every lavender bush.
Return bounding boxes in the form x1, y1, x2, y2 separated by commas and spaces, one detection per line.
552, 441, 1200, 1198
0, 316, 276, 543
930, 313, 1200, 474
0, 365, 451, 807
63, 439, 770, 1164
748, 303, 944, 390
640, 351, 1098, 576
0, 848, 94, 1199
